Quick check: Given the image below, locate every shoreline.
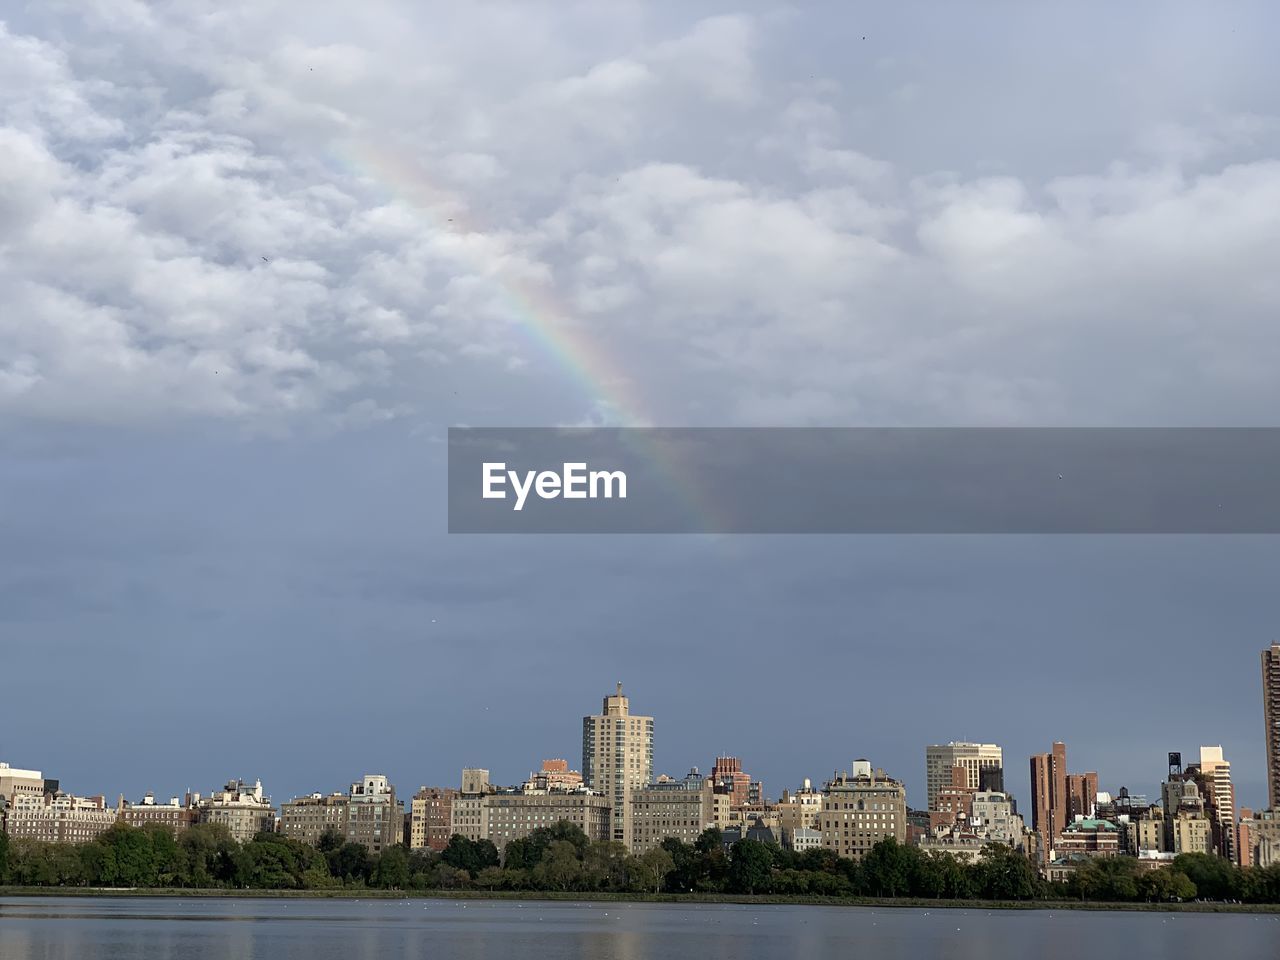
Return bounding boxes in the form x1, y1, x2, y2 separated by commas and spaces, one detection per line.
2, 887, 1276, 914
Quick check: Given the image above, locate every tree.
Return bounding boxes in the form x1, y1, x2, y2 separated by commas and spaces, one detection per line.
532, 840, 581, 891
861, 838, 915, 898
635, 846, 674, 894
727, 839, 774, 895
975, 844, 1039, 901
0, 828, 9, 883
373, 846, 410, 889
1172, 853, 1240, 900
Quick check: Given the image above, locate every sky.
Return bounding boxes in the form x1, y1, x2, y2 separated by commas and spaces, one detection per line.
2, 1, 1279, 815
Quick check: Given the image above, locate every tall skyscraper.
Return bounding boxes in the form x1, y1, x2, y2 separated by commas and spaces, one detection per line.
582, 683, 653, 848
1263, 643, 1280, 810
1196, 745, 1237, 862
1030, 741, 1068, 850
925, 743, 1004, 810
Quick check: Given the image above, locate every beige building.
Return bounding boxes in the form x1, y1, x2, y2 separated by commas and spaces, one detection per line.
117, 793, 199, 835
4, 793, 117, 844
1196, 746, 1237, 861
818, 760, 907, 861
1240, 809, 1280, 867
524, 759, 583, 793
280, 775, 402, 853
968, 791, 1029, 850
925, 743, 1003, 810
0, 762, 48, 805
450, 768, 494, 842
1125, 809, 1167, 855
582, 683, 653, 848
631, 769, 712, 854
486, 790, 611, 854
195, 779, 275, 842
775, 780, 825, 834
409, 787, 458, 851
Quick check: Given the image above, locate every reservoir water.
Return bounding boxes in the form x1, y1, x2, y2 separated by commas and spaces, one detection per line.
1, 896, 1277, 959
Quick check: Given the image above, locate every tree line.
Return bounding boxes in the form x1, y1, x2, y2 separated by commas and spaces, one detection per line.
3, 821, 1280, 903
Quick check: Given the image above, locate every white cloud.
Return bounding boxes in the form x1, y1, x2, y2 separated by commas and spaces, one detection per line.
2, 4, 1279, 429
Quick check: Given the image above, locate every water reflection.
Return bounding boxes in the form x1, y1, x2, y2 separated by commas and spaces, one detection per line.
0, 897, 1277, 960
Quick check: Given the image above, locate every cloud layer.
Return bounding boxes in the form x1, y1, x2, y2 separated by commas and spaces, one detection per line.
3, 2, 1279, 429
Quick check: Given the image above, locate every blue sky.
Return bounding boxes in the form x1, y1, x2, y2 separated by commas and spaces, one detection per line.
1, 1, 1279, 813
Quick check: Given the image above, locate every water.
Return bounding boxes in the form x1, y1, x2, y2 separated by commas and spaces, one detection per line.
1, 897, 1277, 960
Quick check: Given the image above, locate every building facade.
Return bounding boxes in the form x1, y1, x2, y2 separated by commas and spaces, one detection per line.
281, 775, 403, 853
409, 787, 458, 851
1263, 643, 1280, 810
195, 779, 275, 842
818, 761, 907, 861
1030, 742, 1068, 855
925, 743, 1003, 811
117, 793, 199, 835
486, 790, 611, 854
582, 683, 653, 848
4, 793, 117, 844
631, 769, 712, 854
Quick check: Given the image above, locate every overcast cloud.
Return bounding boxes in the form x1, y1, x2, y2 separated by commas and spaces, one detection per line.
2, 1, 1278, 812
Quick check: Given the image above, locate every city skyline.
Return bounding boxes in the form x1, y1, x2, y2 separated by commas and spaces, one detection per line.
5, 646, 1274, 821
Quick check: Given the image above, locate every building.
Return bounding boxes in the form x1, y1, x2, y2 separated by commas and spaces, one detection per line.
1263, 642, 1280, 809
631, 769, 712, 854
117, 793, 199, 835
1029, 742, 1068, 854
1161, 762, 1214, 856
1065, 772, 1099, 822
4, 792, 117, 844
775, 780, 824, 835
785, 826, 823, 852
1240, 808, 1280, 868
817, 760, 907, 861
1055, 818, 1121, 857
450, 768, 494, 842
1123, 806, 1166, 855
409, 787, 457, 851
195, 779, 275, 842
930, 766, 975, 830
925, 743, 1003, 810
345, 775, 403, 852
524, 759, 583, 793
281, 776, 403, 853
969, 791, 1030, 850
485, 789, 610, 854
1194, 746, 1237, 862
279, 792, 347, 845
1, 762, 50, 805
582, 683, 653, 848
918, 825, 990, 864
710, 757, 762, 810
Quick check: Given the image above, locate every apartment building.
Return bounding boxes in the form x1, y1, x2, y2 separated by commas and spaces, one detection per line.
409, 787, 458, 851
195, 779, 275, 842
117, 793, 199, 835
4, 792, 117, 844
582, 683, 653, 848
925, 743, 1003, 810
817, 760, 907, 861
631, 769, 712, 854
280, 775, 402, 853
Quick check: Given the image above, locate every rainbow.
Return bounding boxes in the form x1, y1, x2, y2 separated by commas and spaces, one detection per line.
334, 140, 648, 427
331, 140, 727, 534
